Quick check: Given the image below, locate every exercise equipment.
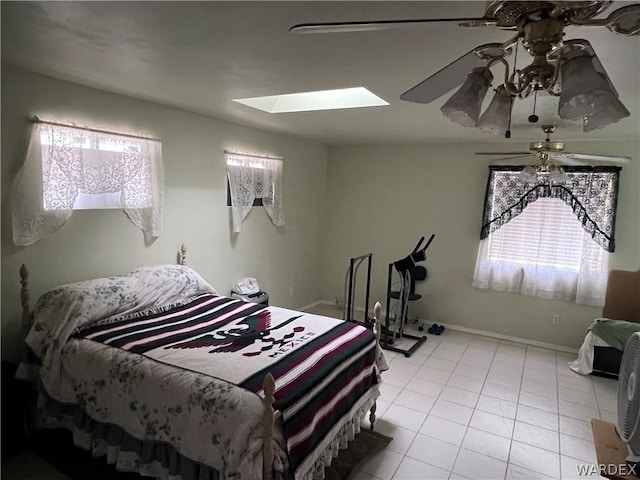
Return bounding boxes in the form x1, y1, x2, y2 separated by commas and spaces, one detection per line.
383, 235, 435, 357
343, 253, 373, 327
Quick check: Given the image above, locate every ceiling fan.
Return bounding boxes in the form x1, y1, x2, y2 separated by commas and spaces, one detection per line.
290, 1, 640, 37
476, 124, 632, 164
290, 1, 640, 132
476, 124, 630, 181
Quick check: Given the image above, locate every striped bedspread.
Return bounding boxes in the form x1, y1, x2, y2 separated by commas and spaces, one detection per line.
77, 293, 379, 477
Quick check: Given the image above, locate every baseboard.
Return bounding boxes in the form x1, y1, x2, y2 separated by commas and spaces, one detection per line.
297, 299, 334, 312
438, 322, 578, 354
310, 299, 578, 354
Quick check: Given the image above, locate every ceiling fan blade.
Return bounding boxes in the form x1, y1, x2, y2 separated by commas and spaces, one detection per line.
548, 155, 586, 166
606, 4, 640, 35
400, 43, 508, 104
475, 152, 531, 156
289, 17, 493, 34
488, 155, 537, 162
569, 4, 640, 35
558, 152, 631, 163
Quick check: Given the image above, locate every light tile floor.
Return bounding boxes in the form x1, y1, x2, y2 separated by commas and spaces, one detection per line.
4, 304, 618, 480
305, 301, 617, 480
359, 328, 616, 480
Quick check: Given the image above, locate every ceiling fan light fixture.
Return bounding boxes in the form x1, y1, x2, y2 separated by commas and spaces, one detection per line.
477, 86, 513, 135
478, 124, 630, 174
582, 96, 631, 132
296, 2, 639, 135
558, 53, 628, 127
518, 164, 539, 183
441, 67, 493, 127
517, 160, 569, 184
547, 163, 570, 183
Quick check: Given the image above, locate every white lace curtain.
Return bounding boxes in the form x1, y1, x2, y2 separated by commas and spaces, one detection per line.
12, 122, 164, 246
473, 217, 610, 306
225, 152, 284, 233
472, 167, 620, 306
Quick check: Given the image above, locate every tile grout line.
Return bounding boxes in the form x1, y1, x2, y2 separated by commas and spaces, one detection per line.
364, 331, 615, 480
499, 343, 526, 480
555, 348, 563, 479
552, 354, 564, 474
398, 330, 455, 477
389, 330, 471, 478
443, 336, 496, 479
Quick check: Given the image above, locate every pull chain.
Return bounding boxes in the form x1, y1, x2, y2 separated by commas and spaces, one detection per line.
505, 95, 513, 139
505, 41, 519, 138
529, 87, 539, 123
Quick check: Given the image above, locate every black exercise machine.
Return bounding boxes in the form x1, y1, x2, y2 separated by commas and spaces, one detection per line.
344, 253, 373, 328
383, 234, 435, 357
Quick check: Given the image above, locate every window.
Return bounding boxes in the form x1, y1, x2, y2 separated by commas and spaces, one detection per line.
225, 152, 284, 233
39, 126, 156, 211
486, 198, 605, 271
226, 181, 262, 207
473, 166, 620, 306
12, 121, 164, 246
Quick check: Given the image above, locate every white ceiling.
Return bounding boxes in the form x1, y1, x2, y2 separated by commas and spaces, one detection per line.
2, 1, 639, 146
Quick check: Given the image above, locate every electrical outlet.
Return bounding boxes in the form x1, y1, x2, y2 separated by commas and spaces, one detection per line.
552, 313, 560, 325
289, 285, 294, 296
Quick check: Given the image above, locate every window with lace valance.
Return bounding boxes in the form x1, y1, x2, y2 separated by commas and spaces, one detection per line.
225, 152, 284, 233
473, 165, 621, 306
12, 121, 164, 246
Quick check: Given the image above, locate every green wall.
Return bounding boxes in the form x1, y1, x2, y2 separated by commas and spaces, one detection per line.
1, 67, 329, 361
321, 142, 639, 349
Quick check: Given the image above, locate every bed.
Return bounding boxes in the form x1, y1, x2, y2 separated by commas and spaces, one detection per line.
17, 246, 385, 480
569, 269, 640, 377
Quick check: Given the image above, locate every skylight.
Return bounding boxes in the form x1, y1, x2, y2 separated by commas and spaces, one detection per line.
233, 87, 389, 113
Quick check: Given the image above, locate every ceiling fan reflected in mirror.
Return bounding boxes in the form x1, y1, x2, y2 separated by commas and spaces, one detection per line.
290, 1, 640, 134
475, 124, 631, 182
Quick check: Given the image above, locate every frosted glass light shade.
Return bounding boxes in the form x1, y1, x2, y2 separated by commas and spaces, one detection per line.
441, 67, 493, 127
582, 97, 630, 132
558, 54, 629, 130
477, 86, 513, 135
519, 162, 567, 184
548, 163, 569, 183
518, 165, 538, 183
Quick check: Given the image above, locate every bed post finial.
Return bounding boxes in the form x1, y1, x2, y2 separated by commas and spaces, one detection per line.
179, 244, 187, 265
370, 301, 383, 430
373, 301, 383, 341
20, 264, 33, 328
262, 372, 275, 480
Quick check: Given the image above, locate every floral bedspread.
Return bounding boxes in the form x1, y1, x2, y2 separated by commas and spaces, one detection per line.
50, 333, 286, 478
25, 265, 287, 478
26, 264, 217, 400
23, 264, 380, 480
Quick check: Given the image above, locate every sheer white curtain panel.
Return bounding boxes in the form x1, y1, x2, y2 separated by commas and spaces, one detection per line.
12, 123, 164, 246
226, 153, 284, 233
473, 198, 609, 306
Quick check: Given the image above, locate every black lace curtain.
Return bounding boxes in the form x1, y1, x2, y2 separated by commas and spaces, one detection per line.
480, 166, 621, 252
